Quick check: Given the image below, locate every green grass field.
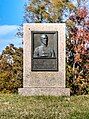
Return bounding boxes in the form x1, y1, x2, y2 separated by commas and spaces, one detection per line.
0, 94, 89, 119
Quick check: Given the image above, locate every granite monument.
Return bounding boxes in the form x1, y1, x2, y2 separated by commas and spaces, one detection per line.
18, 23, 70, 96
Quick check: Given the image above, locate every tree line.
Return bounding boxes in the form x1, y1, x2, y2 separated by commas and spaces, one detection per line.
0, 0, 89, 95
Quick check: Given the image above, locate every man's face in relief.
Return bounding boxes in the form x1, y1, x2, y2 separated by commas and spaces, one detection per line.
41, 34, 48, 47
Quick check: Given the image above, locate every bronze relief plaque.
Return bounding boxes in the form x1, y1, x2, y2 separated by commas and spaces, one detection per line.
31, 31, 58, 71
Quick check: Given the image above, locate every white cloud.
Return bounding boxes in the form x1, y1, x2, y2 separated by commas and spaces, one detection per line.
0, 25, 19, 36
0, 25, 22, 53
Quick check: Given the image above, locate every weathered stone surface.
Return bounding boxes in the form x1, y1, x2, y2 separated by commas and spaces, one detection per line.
18, 23, 70, 96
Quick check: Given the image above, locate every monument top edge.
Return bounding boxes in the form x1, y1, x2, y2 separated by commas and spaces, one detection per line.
23, 23, 65, 26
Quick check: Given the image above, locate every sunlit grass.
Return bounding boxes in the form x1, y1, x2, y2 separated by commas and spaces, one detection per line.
0, 94, 89, 119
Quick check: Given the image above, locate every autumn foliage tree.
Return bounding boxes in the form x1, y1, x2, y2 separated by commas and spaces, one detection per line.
66, 3, 89, 94
0, 0, 88, 95
24, 0, 75, 23
15, 0, 89, 95
0, 44, 23, 93
24, 0, 89, 95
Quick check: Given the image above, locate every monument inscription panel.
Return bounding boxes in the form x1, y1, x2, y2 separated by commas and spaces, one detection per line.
31, 31, 58, 71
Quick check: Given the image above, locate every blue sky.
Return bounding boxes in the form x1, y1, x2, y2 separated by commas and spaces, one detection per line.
0, 0, 89, 54
0, 0, 27, 53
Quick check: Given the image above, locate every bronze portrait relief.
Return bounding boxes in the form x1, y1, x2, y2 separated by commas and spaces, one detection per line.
31, 31, 58, 71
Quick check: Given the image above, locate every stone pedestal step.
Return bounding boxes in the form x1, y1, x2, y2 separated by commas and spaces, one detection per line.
18, 87, 70, 96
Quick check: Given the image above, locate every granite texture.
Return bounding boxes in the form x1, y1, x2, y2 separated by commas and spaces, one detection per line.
18, 23, 70, 96
19, 87, 70, 96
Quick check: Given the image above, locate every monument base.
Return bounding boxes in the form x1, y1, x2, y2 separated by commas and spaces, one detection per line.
18, 87, 70, 96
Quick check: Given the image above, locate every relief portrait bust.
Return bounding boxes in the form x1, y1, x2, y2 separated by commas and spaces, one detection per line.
34, 34, 55, 58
